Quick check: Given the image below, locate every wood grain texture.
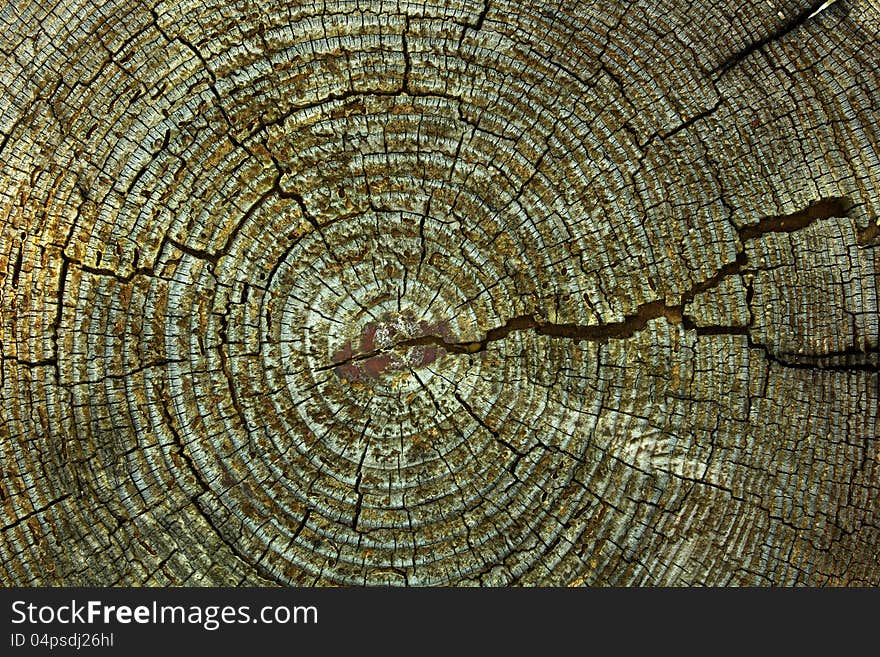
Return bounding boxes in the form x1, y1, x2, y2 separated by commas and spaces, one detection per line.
1, 0, 878, 586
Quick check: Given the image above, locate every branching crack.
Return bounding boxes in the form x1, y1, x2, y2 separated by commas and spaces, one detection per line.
325, 197, 864, 371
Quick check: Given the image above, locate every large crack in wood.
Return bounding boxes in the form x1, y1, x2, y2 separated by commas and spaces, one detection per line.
738, 197, 852, 241
4, 0, 878, 588
326, 197, 863, 372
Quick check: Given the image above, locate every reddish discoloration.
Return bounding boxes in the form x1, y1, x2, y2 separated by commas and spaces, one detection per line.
362, 353, 392, 378
418, 346, 439, 367
331, 340, 353, 364
332, 311, 450, 381
360, 322, 378, 353
334, 361, 362, 381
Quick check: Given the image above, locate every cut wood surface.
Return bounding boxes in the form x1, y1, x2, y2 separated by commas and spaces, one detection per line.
1, 0, 878, 585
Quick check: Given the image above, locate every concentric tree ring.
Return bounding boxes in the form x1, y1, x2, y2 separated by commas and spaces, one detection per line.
1, 0, 878, 586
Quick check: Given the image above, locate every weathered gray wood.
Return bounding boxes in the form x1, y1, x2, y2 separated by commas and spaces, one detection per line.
1, 0, 878, 585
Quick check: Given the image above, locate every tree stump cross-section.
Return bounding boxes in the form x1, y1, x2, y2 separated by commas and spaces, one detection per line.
1, 0, 878, 585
